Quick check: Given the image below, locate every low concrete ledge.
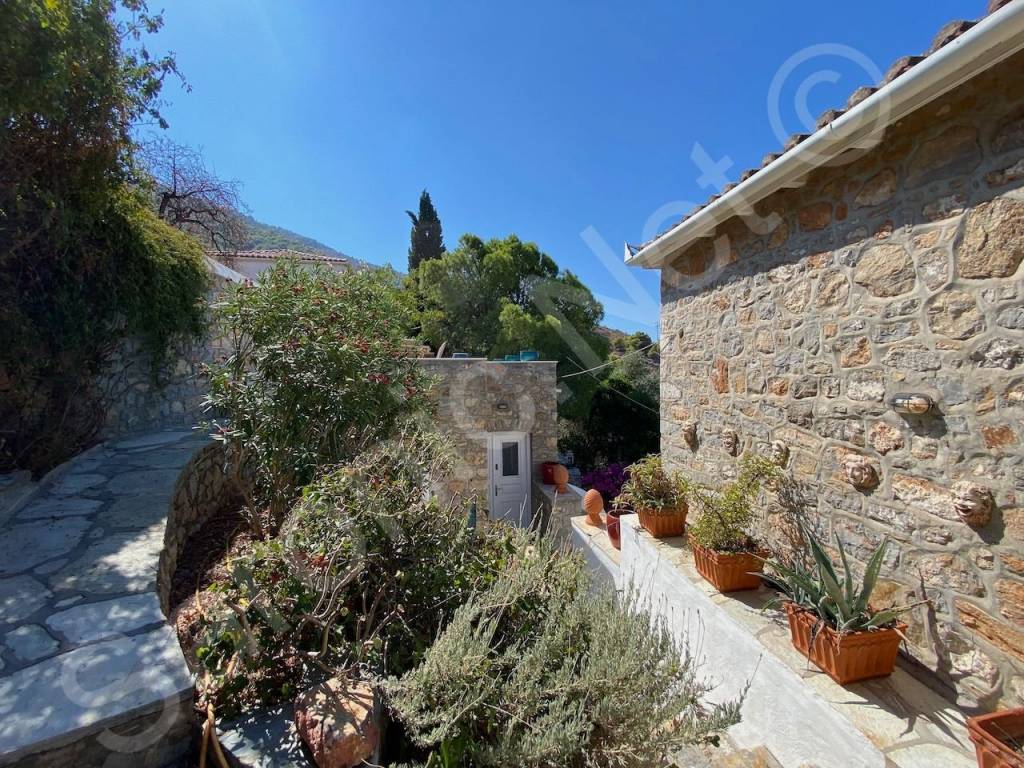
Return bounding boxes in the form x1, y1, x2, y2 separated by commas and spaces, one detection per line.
535, 482, 584, 540
569, 516, 619, 588
570, 514, 976, 768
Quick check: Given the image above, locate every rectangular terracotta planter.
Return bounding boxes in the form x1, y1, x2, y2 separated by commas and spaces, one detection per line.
967, 708, 1024, 767
690, 540, 765, 592
636, 505, 687, 538
783, 603, 905, 685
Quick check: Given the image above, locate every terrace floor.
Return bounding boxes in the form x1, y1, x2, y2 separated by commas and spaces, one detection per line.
0, 430, 204, 766
571, 515, 978, 768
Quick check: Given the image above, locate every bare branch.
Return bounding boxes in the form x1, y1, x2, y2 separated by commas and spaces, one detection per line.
140, 138, 249, 253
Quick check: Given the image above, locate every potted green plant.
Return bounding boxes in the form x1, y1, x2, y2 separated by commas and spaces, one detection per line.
620, 455, 690, 538
688, 455, 779, 592
967, 708, 1024, 768
761, 524, 920, 685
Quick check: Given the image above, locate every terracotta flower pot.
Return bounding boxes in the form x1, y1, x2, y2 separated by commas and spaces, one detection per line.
690, 540, 765, 592
783, 603, 905, 685
606, 511, 621, 550
636, 504, 687, 538
967, 708, 1024, 767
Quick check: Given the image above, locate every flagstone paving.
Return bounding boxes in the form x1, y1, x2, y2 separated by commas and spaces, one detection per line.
0, 430, 207, 766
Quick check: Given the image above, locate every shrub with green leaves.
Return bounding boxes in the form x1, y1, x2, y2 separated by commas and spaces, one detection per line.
619, 454, 690, 513
387, 537, 742, 768
204, 260, 430, 527
762, 523, 916, 634
688, 455, 779, 553
195, 430, 513, 716
1, 1, 207, 474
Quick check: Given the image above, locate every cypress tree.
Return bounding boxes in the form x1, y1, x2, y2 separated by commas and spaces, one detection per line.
406, 189, 445, 271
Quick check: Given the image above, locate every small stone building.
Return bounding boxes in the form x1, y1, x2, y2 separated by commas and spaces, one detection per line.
627, 3, 1024, 708
415, 358, 559, 526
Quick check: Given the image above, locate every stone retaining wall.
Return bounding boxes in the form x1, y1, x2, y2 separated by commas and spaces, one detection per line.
156, 441, 243, 615
659, 51, 1024, 708
98, 269, 236, 440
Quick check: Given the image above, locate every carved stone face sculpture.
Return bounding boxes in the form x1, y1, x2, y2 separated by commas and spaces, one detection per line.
769, 440, 789, 467
951, 480, 993, 527
843, 455, 878, 490
723, 429, 739, 456
682, 421, 698, 448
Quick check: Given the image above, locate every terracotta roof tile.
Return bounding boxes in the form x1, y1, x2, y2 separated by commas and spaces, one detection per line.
218, 249, 347, 263
845, 85, 876, 109
784, 133, 810, 152
883, 55, 925, 84
816, 108, 844, 129
930, 20, 975, 52
627, 5, 1007, 258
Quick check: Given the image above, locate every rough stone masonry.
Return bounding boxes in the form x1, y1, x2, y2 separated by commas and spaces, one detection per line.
659, 50, 1024, 709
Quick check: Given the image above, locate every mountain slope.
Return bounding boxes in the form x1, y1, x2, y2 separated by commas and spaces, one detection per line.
238, 214, 372, 269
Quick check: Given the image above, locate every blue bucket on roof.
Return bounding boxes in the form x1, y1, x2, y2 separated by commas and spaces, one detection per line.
519, 349, 539, 361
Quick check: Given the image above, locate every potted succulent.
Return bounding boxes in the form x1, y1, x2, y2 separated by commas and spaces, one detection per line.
688, 455, 779, 592
619, 455, 690, 538
967, 709, 1024, 768
762, 524, 920, 685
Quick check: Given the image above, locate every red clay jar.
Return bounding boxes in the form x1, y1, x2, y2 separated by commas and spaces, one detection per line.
552, 464, 570, 492
606, 510, 621, 550
583, 489, 604, 526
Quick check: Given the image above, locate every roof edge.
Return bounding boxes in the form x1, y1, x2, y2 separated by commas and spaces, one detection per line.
626, 1, 1024, 269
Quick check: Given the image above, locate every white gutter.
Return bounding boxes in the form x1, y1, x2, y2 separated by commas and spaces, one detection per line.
626, 0, 1024, 269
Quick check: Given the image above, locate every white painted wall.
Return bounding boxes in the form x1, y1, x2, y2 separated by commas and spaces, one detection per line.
581, 515, 887, 768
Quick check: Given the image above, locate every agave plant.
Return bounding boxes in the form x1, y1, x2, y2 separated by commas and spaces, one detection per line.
761, 523, 910, 633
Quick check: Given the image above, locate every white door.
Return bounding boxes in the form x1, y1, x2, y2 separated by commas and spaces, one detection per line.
488, 432, 531, 526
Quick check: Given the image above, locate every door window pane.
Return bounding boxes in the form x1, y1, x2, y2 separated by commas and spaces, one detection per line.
501, 441, 519, 477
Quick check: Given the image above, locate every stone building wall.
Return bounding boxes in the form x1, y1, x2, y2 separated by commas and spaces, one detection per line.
97, 272, 235, 439
658, 51, 1024, 708
415, 359, 558, 518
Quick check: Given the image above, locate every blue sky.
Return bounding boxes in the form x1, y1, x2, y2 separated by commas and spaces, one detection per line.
150, 1, 972, 335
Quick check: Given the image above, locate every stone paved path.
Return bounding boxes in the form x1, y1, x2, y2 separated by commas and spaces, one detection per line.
0, 430, 207, 765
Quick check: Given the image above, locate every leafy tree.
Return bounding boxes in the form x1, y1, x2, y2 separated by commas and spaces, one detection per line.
0, 0, 207, 473
204, 260, 429, 530
406, 189, 445, 271
416, 233, 608, 415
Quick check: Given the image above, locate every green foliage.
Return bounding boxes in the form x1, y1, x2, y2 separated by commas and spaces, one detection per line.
415, 233, 608, 415
204, 260, 429, 525
387, 537, 742, 767
762, 523, 912, 634
0, 0, 206, 473
407, 190, 445, 271
559, 346, 660, 467
619, 455, 690, 513
688, 456, 779, 553
196, 430, 514, 716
